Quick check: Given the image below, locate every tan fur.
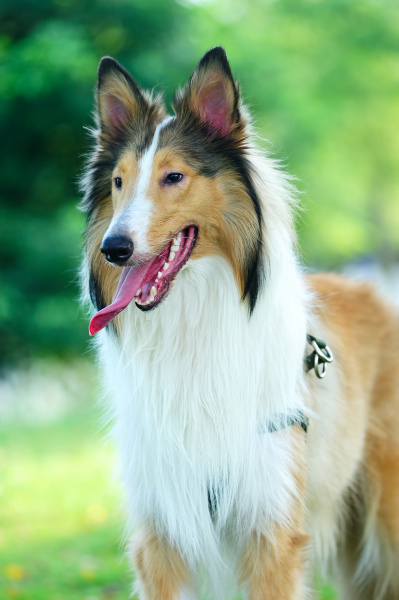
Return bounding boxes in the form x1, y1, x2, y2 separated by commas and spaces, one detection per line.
240, 529, 308, 600
145, 149, 259, 297
132, 525, 190, 600
85, 197, 120, 307
112, 150, 140, 213
307, 273, 399, 598
240, 429, 308, 600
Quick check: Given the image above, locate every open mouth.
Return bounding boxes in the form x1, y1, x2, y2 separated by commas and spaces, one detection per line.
134, 225, 197, 310
89, 225, 198, 335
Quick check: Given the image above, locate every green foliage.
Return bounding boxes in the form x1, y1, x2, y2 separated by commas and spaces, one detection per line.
0, 0, 193, 363
1, 0, 399, 362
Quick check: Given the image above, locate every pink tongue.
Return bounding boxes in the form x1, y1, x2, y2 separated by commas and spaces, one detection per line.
89, 262, 151, 336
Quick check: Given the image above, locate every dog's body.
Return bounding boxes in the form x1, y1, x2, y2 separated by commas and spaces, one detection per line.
81, 48, 399, 599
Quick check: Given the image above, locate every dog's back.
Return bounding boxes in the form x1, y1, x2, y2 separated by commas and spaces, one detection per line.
307, 273, 399, 598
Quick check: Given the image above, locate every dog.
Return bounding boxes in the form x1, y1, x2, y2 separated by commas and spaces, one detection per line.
81, 47, 399, 599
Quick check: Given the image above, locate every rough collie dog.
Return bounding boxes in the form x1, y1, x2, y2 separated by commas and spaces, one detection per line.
81, 47, 399, 599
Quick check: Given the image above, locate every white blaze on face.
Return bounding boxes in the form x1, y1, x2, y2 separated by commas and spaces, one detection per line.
128, 115, 174, 253
103, 116, 174, 253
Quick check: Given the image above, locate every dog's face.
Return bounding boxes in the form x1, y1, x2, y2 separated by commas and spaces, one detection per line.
83, 48, 264, 333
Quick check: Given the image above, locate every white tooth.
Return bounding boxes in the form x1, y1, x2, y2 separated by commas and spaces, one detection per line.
169, 251, 175, 261
177, 231, 182, 241
163, 262, 169, 270
136, 288, 141, 295
172, 244, 179, 251
150, 286, 156, 297
157, 271, 162, 278
155, 279, 158, 283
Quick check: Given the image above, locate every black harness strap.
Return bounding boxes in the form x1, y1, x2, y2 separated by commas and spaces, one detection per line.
258, 411, 309, 436
265, 411, 309, 434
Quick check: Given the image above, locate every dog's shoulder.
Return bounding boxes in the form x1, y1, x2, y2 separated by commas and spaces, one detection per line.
306, 272, 395, 331
306, 272, 398, 391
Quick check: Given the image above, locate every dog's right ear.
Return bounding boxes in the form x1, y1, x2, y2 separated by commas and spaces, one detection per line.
96, 57, 147, 136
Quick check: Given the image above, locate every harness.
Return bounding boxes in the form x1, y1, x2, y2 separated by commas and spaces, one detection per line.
207, 335, 333, 518
263, 334, 334, 436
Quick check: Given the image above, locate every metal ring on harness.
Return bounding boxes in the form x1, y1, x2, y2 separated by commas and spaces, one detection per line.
306, 335, 334, 379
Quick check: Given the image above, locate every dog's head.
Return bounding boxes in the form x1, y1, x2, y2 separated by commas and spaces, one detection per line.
82, 47, 264, 334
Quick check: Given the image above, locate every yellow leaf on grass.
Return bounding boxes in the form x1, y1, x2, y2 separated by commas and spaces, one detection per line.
4, 564, 26, 581
79, 566, 96, 582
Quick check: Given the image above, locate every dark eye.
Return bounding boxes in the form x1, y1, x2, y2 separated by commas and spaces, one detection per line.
165, 173, 183, 185
114, 177, 122, 189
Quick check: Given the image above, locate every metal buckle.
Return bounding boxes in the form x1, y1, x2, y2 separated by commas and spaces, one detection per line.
307, 335, 334, 379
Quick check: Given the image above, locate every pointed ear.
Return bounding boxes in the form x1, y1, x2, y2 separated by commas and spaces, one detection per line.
96, 57, 147, 136
175, 47, 241, 137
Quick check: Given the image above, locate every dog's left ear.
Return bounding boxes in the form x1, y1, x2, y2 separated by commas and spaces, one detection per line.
174, 47, 241, 137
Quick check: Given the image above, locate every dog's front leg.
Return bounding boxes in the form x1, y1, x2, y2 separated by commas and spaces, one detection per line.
240, 525, 308, 600
132, 525, 192, 600
240, 429, 308, 600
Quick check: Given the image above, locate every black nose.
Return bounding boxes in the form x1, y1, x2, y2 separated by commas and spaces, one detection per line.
100, 236, 134, 264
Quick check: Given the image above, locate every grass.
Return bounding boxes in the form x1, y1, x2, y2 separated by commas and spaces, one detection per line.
0, 403, 132, 599
0, 360, 336, 599
0, 360, 132, 599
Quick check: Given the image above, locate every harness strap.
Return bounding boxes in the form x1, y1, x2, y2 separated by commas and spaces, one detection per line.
260, 334, 333, 436
257, 410, 309, 434
261, 411, 309, 434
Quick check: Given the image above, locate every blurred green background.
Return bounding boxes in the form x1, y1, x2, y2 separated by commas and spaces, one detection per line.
1, 0, 398, 597
1, 0, 399, 364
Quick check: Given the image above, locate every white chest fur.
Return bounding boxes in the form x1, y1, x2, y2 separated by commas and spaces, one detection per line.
98, 253, 308, 571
